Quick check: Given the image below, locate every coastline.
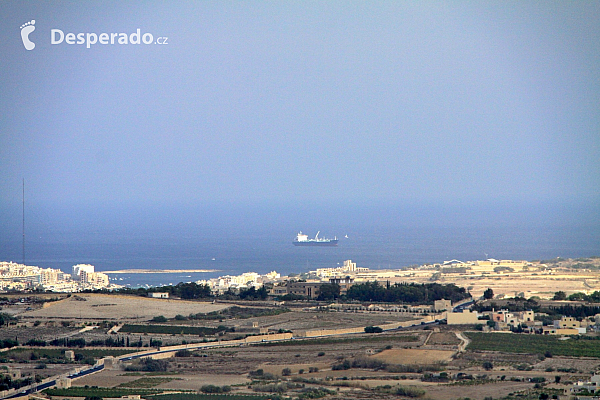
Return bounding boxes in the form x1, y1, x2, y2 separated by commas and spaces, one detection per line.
103, 269, 220, 274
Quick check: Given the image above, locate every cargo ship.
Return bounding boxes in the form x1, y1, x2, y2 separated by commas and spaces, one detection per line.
293, 231, 338, 246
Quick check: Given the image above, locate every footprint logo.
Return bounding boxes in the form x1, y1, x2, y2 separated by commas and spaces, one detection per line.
20, 20, 36, 50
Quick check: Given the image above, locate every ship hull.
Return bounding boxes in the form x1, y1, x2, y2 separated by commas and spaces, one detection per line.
293, 240, 338, 246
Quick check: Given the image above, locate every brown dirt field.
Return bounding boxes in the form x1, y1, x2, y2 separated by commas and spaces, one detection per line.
248, 310, 416, 332
426, 331, 462, 346
74, 370, 249, 388
19, 294, 229, 321
257, 362, 331, 375
423, 380, 534, 400
371, 348, 455, 364
387, 269, 600, 299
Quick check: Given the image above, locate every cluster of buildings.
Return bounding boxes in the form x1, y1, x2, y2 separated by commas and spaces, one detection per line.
313, 259, 369, 277
446, 307, 597, 335
197, 271, 280, 294
433, 259, 535, 273
194, 260, 366, 298
0, 261, 114, 292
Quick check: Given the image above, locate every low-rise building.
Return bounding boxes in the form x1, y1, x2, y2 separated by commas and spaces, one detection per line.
287, 281, 324, 299
149, 292, 169, 298
446, 309, 480, 325
433, 299, 452, 312
554, 316, 580, 329
542, 327, 582, 335
571, 373, 600, 395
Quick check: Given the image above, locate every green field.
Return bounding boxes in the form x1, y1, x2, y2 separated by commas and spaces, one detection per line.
120, 324, 221, 335
117, 377, 178, 388
257, 333, 419, 347
148, 393, 281, 400
1, 347, 133, 360
466, 332, 600, 358
44, 387, 163, 397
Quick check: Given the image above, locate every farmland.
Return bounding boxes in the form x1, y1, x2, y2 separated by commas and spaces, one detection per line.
466, 332, 600, 358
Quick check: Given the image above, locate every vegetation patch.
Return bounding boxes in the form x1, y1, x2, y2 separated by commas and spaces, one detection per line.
189, 306, 290, 320
120, 324, 231, 335
346, 282, 469, 304
466, 332, 600, 358
117, 377, 176, 388
44, 387, 162, 398
147, 394, 282, 400
0, 348, 132, 363
257, 334, 418, 347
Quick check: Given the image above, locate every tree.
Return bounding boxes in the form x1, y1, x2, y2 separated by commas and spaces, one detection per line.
553, 291, 567, 301
483, 288, 494, 300
482, 361, 493, 370
317, 284, 340, 301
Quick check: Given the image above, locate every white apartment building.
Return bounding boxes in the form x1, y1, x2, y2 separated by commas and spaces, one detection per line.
72, 264, 95, 280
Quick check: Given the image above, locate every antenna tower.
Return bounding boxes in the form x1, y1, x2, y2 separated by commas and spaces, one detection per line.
22, 178, 25, 264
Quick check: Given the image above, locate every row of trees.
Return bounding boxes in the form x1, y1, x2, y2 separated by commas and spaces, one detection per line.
89, 279, 471, 305
26, 336, 152, 348
345, 282, 470, 304
553, 290, 600, 303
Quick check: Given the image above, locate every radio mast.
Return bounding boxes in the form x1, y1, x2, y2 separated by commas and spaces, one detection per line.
22, 178, 25, 264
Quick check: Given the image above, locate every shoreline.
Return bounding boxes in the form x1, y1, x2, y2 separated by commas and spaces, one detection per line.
103, 269, 220, 274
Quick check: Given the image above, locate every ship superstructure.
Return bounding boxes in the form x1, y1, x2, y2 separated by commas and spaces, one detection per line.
293, 231, 338, 246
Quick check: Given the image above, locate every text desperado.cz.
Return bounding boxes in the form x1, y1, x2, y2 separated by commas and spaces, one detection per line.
51, 29, 167, 48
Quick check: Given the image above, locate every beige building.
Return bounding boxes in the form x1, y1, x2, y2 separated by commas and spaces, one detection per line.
287, 281, 325, 299
554, 316, 579, 329
446, 309, 480, 325
433, 299, 452, 312
314, 259, 369, 277
542, 327, 581, 335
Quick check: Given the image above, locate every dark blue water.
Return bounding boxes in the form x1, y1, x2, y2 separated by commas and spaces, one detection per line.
1, 202, 598, 287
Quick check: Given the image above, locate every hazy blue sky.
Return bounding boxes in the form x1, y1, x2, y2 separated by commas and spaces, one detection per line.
1, 1, 599, 217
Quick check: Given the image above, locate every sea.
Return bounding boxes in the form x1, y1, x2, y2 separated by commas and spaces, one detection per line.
0, 202, 598, 288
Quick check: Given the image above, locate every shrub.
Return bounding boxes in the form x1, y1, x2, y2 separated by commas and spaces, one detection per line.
151, 316, 168, 323
396, 386, 426, 398
125, 357, 168, 372
364, 326, 383, 333
200, 385, 231, 393
26, 339, 47, 347
298, 387, 336, 399
175, 349, 191, 357
351, 357, 385, 370
332, 360, 351, 370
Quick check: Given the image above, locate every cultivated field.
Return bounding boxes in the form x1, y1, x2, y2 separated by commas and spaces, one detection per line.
19, 294, 229, 321
371, 348, 456, 364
